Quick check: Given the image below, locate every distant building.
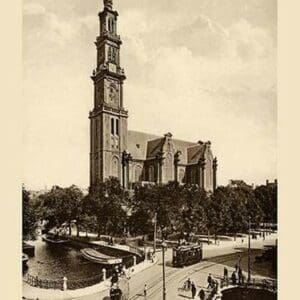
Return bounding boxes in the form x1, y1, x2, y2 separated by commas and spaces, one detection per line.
228, 180, 253, 189
266, 179, 277, 187
89, 0, 218, 192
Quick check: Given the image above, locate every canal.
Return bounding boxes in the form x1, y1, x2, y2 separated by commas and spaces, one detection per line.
23, 238, 112, 282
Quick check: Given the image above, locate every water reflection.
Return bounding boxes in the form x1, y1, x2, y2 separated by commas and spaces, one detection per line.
24, 238, 104, 281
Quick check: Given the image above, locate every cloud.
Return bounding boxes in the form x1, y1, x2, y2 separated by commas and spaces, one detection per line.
23, 2, 46, 16
22, 0, 277, 189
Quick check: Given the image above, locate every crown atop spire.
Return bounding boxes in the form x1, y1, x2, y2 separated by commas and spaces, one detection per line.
104, 0, 113, 10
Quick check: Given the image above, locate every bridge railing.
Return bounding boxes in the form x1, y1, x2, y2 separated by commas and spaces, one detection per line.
23, 272, 105, 290
220, 277, 277, 292
23, 273, 63, 290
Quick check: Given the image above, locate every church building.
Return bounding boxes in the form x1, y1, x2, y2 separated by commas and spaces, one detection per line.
89, 0, 218, 192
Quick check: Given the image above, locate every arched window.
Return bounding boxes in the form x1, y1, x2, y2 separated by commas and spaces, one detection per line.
134, 165, 142, 182
108, 47, 112, 61
116, 119, 119, 136
179, 169, 185, 183
111, 118, 114, 135
148, 165, 155, 182
111, 20, 115, 33
108, 19, 111, 32
191, 168, 197, 184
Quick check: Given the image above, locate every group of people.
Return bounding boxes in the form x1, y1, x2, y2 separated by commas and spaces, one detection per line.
223, 264, 245, 285
207, 273, 219, 296
109, 264, 127, 300
109, 283, 122, 300
182, 278, 208, 299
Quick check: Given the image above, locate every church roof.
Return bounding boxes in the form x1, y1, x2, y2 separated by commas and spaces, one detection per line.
146, 138, 165, 158
127, 130, 160, 160
187, 144, 206, 164
172, 139, 197, 164
127, 130, 198, 164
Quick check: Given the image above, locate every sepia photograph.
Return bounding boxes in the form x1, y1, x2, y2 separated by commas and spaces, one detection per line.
22, 0, 277, 299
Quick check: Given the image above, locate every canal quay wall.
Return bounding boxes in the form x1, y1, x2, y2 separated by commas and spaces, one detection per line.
23, 242, 35, 257
23, 254, 158, 300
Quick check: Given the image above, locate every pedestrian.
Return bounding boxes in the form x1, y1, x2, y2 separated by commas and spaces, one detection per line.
238, 267, 243, 285
186, 278, 191, 290
118, 264, 123, 274
231, 272, 236, 285
207, 273, 213, 288
111, 271, 118, 286
191, 282, 197, 299
198, 288, 205, 300
223, 267, 228, 281
110, 283, 119, 300
235, 263, 239, 272
144, 284, 147, 297
213, 279, 219, 293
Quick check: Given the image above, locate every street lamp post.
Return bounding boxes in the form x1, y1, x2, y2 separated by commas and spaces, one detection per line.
161, 240, 167, 300
153, 212, 157, 254
247, 216, 251, 283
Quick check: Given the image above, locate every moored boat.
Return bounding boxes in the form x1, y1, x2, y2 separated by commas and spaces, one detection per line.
42, 234, 69, 244
22, 253, 29, 267
80, 248, 122, 265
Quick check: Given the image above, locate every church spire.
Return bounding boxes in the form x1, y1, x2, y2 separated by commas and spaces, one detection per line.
104, 0, 113, 10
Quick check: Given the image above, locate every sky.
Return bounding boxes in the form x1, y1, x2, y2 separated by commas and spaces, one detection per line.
23, 0, 277, 190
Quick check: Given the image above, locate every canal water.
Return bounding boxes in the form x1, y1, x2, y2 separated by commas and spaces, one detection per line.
23, 238, 109, 281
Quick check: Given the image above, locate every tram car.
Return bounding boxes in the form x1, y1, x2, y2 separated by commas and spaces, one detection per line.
172, 244, 203, 267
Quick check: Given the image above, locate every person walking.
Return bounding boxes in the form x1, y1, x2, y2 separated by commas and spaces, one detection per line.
223, 267, 228, 281
198, 288, 206, 300
186, 278, 191, 290
231, 271, 237, 285
111, 271, 119, 286
144, 284, 147, 297
207, 274, 213, 288
235, 263, 239, 272
213, 279, 219, 293
110, 283, 122, 300
238, 267, 243, 285
191, 282, 197, 299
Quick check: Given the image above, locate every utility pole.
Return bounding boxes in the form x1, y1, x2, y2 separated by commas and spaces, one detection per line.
162, 240, 167, 300
153, 212, 157, 254
248, 216, 251, 283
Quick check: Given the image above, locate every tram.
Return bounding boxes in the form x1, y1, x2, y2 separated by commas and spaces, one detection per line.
172, 244, 203, 267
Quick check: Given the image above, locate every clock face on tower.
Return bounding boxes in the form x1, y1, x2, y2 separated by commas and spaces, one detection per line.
108, 82, 119, 106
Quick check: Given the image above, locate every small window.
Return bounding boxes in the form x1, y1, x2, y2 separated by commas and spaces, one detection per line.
116, 119, 119, 136
111, 118, 114, 135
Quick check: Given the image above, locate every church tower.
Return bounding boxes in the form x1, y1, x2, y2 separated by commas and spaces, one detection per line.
89, 0, 128, 189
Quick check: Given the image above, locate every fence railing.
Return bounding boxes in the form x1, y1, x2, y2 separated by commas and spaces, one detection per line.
23, 250, 140, 291
23, 273, 63, 290
220, 277, 277, 292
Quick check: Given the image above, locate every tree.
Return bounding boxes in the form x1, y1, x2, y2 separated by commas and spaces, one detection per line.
37, 185, 83, 234
254, 184, 277, 224
130, 182, 209, 240
22, 186, 37, 240
85, 178, 129, 236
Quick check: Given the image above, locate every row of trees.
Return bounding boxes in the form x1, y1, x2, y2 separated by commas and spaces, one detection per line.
22, 178, 277, 241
